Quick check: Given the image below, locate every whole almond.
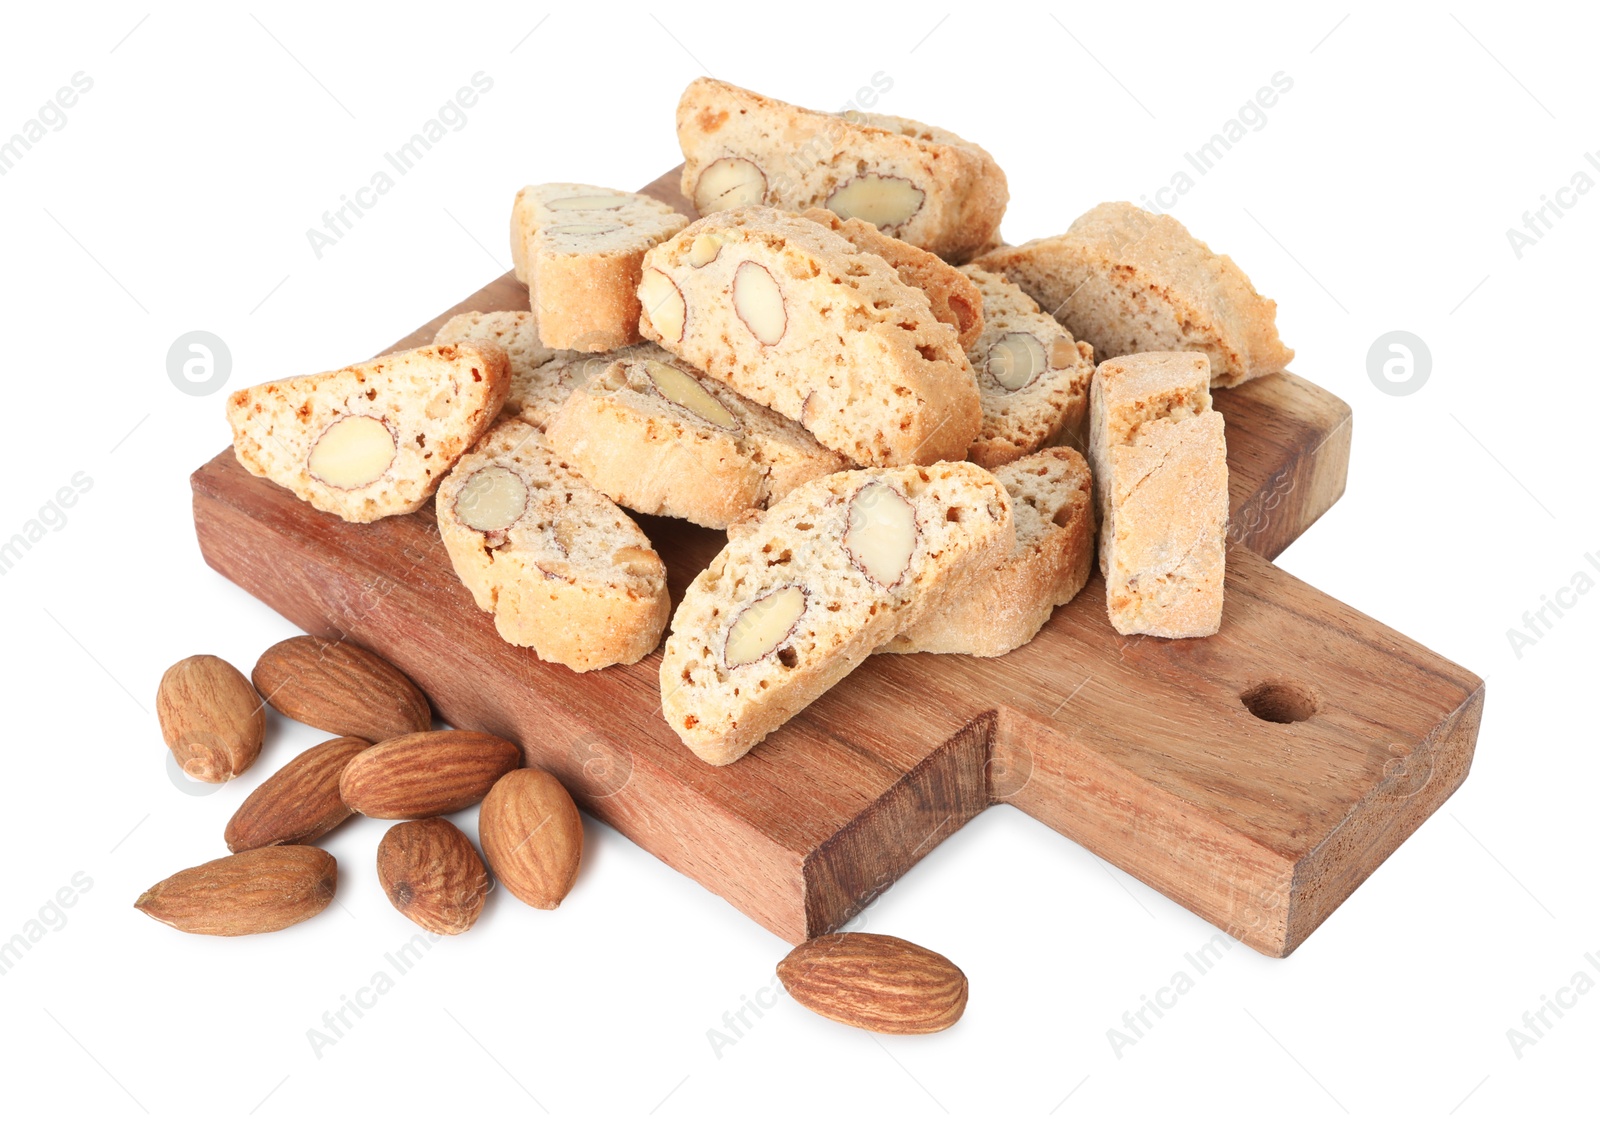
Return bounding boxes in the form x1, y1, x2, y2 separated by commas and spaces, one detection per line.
251, 635, 430, 742
340, 730, 521, 819
225, 737, 369, 852
134, 846, 337, 936
777, 932, 968, 1034
156, 655, 265, 783
479, 768, 583, 909
376, 818, 489, 935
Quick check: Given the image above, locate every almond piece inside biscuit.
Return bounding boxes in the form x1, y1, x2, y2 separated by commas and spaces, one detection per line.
454, 466, 529, 533
987, 332, 1048, 391
732, 262, 786, 346
545, 223, 622, 237
826, 174, 925, 231
687, 233, 724, 268
642, 360, 738, 430
694, 158, 767, 213
724, 586, 806, 668
544, 194, 627, 211
639, 269, 686, 342
307, 416, 396, 490
843, 482, 918, 588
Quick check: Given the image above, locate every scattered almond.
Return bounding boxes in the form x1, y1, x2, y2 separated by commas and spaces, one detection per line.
251, 635, 430, 743
340, 730, 521, 819
479, 768, 583, 909
376, 818, 489, 935
777, 932, 968, 1034
156, 654, 265, 783
134, 846, 337, 936
224, 736, 369, 852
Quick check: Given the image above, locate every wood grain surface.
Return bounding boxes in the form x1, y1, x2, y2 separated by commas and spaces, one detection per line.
191, 169, 1478, 957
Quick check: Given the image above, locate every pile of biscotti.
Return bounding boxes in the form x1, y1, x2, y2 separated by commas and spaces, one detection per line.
226, 77, 1294, 767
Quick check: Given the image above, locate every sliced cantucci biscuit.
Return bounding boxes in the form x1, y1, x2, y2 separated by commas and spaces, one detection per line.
432, 309, 602, 428
225, 342, 509, 523
800, 209, 983, 350
509, 183, 689, 352
637, 206, 980, 468
436, 419, 670, 671
975, 202, 1293, 388
960, 266, 1096, 467
1089, 352, 1228, 638
879, 447, 1095, 657
544, 347, 850, 529
659, 462, 1013, 765
676, 78, 1007, 262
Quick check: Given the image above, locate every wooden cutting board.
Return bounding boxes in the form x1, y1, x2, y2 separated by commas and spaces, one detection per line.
190, 169, 1482, 957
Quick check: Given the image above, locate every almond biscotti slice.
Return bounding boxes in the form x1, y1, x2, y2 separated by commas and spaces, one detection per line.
975, 203, 1292, 388
676, 78, 1007, 262
544, 349, 849, 529
436, 419, 669, 671
660, 462, 1012, 765
432, 310, 604, 429
800, 209, 983, 349
1089, 352, 1227, 638
879, 448, 1094, 657
960, 266, 1096, 467
226, 342, 509, 523
637, 206, 980, 467
509, 183, 690, 352
434, 310, 565, 388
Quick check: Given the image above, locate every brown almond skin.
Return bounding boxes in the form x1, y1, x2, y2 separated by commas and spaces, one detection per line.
777, 932, 968, 1034
251, 635, 430, 743
376, 818, 489, 935
340, 731, 521, 819
225, 737, 369, 852
157, 655, 265, 783
479, 768, 583, 910
134, 846, 337, 936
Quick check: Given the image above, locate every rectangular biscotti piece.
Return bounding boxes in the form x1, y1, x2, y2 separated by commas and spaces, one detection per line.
960, 266, 1096, 467
676, 77, 1007, 262
800, 208, 983, 349
879, 447, 1094, 657
544, 347, 850, 529
509, 183, 690, 352
1089, 352, 1227, 638
433, 310, 604, 428
226, 342, 509, 523
436, 419, 670, 671
660, 462, 1013, 765
637, 206, 980, 467
975, 202, 1293, 388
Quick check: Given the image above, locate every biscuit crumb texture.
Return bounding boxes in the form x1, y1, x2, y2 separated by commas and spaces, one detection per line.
436, 419, 669, 671
225, 342, 509, 523
639, 206, 980, 468
976, 203, 1292, 388
880, 447, 1094, 656
1089, 351, 1227, 637
660, 461, 1012, 764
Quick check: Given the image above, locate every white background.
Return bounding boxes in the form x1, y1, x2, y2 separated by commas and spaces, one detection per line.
1, 2, 1594, 1123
